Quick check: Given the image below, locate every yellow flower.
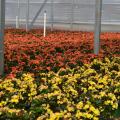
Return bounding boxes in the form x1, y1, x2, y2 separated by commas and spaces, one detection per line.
54, 90, 60, 95
8, 109, 14, 114
83, 104, 89, 110
67, 106, 74, 112
89, 106, 95, 111
88, 86, 96, 90
104, 100, 111, 105
30, 90, 37, 96
49, 112, 63, 120
85, 113, 93, 119
81, 88, 87, 93
100, 91, 106, 97
6, 87, 15, 93
108, 93, 116, 100
76, 102, 83, 109
89, 81, 96, 85
82, 112, 93, 119
94, 109, 100, 116
98, 76, 108, 85
57, 95, 61, 100
112, 103, 118, 109
93, 117, 99, 120
64, 112, 71, 118
89, 106, 100, 116
0, 101, 7, 107
97, 85, 104, 89
10, 95, 19, 103
40, 85, 48, 90
75, 110, 82, 118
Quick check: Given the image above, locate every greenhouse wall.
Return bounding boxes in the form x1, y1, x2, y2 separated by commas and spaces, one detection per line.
5, 0, 120, 31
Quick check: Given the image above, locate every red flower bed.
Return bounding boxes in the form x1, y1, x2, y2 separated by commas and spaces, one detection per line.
4, 29, 120, 76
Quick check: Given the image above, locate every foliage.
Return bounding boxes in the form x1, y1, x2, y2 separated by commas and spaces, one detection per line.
0, 57, 120, 120
4, 29, 120, 76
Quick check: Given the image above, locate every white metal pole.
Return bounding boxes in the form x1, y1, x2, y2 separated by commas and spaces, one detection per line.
16, 16, 19, 28
44, 11, 47, 37
0, 0, 5, 75
26, 0, 29, 31
94, 0, 102, 55
71, 0, 74, 30
51, 0, 54, 31
17, 0, 20, 28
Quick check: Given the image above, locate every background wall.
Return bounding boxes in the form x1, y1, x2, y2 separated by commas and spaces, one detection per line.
5, 0, 120, 31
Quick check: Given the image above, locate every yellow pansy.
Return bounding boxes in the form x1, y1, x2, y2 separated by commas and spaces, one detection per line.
75, 110, 82, 118
83, 104, 89, 110
93, 109, 100, 116
100, 91, 106, 97
0, 101, 7, 107
10, 95, 19, 103
93, 117, 99, 120
76, 101, 83, 109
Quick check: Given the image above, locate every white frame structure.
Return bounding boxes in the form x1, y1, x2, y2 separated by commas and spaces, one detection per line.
0, 0, 5, 75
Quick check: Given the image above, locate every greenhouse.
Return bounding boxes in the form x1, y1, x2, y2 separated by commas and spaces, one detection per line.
4, 0, 120, 31
0, 0, 120, 120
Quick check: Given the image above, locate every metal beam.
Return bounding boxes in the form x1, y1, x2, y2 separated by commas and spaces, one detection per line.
26, 0, 29, 31
70, 0, 74, 30
0, 0, 5, 75
17, 0, 20, 28
51, 0, 54, 31
94, 0, 102, 55
29, 0, 48, 29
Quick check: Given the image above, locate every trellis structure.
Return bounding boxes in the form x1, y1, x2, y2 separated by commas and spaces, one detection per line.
0, 0, 102, 75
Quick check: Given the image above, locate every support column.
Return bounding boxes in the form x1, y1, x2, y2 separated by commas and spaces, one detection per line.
17, 0, 20, 28
26, 0, 29, 31
70, 0, 74, 30
94, 0, 102, 55
0, 0, 5, 75
51, 0, 54, 31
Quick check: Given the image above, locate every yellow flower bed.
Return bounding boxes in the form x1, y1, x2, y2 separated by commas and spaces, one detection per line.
0, 57, 120, 120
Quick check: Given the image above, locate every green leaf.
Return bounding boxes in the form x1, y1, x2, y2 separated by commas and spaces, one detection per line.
113, 107, 120, 118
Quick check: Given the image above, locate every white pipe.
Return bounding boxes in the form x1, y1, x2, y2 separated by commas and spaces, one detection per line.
44, 11, 47, 37
16, 16, 19, 28
17, 0, 20, 28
